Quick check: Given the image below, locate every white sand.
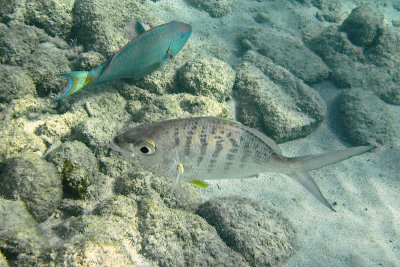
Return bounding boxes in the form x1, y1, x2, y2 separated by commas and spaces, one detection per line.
151, 0, 400, 265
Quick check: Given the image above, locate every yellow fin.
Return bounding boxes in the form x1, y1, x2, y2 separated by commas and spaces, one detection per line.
190, 179, 209, 188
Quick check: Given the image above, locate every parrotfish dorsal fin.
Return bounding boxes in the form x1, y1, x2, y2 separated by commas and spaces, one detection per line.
189, 179, 209, 188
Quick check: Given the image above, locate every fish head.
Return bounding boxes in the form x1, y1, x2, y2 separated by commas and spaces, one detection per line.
110, 124, 173, 173
169, 21, 192, 56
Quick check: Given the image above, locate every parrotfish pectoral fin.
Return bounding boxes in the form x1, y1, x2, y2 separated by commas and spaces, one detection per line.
52, 71, 92, 101
289, 170, 336, 212
189, 179, 209, 188
170, 164, 184, 195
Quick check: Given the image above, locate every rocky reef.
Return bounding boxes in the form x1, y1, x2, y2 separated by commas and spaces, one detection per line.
0, 0, 398, 266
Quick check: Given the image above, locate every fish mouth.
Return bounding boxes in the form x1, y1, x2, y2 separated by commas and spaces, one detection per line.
110, 138, 135, 158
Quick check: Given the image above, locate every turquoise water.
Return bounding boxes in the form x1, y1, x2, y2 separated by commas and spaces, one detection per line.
0, 0, 399, 266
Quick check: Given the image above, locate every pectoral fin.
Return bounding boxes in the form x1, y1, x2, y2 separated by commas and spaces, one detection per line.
189, 179, 209, 188
289, 170, 336, 212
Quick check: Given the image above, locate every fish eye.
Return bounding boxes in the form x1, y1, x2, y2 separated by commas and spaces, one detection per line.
137, 140, 156, 155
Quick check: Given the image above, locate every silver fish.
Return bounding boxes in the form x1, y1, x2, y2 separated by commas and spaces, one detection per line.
110, 117, 374, 211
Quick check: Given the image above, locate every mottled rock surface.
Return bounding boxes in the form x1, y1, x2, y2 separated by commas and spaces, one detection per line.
0, 153, 62, 222
178, 56, 235, 101
23, 0, 73, 38
73, 0, 160, 57
123, 85, 233, 123
197, 197, 295, 266
139, 195, 248, 266
312, 0, 342, 22
0, 199, 45, 266
340, 4, 384, 47
46, 141, 99, 198
187, 0, 237, 17
335, 88, 395, 146
307, 26, 400, 105
241, 28, 330, 84
0, 64, 36, 105
234, 51, 326, 143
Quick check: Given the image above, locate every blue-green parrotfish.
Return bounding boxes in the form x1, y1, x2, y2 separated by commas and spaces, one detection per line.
110, 116, 375, 211
53, 21, 192, 100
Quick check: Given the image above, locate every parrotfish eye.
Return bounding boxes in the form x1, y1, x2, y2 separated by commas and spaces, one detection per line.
137, 139, 156, 156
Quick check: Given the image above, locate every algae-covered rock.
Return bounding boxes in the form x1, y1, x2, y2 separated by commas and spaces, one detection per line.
234, 51, 326, 143
0, 153, 62, 222
364, 28, 400, 69
241, 28, 330, 84
114, 167, 201, 212
23, 40, 70, 97
0, 0, 20, 23
187, 0, 237, 17
125, 86, 233, 123
312, 0, 342, 23
340, 4, 384, 47
335, 88, 394, 146
0, 126, 47, 162
0, 65, 36, 104
0, 250, 9, 267
34, 104, 88, 145
0, 21, 48, 65
177, 56, 235, 101
73, 0, 160, 57
53, 195, 151, 266
197, 197, 295, 266
307, 26, 400, 105
23, 0, 73, 38
46, 141, 98, 197
71, 51, 105, 71
0, 199, 45, 266
71, 91, 130, 154
139, 195, 248, 266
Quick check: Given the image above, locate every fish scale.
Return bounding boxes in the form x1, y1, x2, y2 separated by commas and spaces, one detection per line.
111, 117, 375, 211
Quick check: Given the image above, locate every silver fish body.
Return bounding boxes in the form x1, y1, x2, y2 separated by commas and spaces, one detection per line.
111, 117, 374, 211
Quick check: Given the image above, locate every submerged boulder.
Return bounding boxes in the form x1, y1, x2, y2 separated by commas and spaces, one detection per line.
340, 4, 384, 47
234, 50, 326, 143
240, 28, 330, 84
187, 0, 237, 17
0, 153, 62, 222
335, 88, 395, 146
0, 199, 46, 266
197, 197, 295, 266
177, 56, 235, 102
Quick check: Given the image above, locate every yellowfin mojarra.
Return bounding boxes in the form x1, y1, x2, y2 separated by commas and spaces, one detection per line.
110, 117, 374, 211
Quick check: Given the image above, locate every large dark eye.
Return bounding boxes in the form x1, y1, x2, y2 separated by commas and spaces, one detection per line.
137, 140, 156, 155
140, 146, 149, 153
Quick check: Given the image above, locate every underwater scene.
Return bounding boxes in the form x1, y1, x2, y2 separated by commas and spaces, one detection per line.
0, 0, 399, 266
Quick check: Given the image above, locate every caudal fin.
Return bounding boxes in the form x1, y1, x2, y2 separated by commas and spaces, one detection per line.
296, 146, 375, 171
289, 145, 375, 211
52, 71, 92, 101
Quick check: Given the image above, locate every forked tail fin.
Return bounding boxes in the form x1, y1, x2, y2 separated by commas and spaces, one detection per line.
289, 146, 375, 211
52, 71, 92, 101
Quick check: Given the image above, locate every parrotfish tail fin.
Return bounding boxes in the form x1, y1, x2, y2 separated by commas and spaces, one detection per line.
290, 146, 375, 211
52, 71, 92, 101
